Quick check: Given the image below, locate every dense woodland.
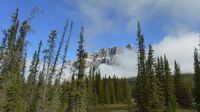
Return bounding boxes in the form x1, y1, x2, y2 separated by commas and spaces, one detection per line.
0, 9, 200, 112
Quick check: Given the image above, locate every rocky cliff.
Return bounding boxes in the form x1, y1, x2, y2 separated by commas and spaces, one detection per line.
66, 44, 134, 70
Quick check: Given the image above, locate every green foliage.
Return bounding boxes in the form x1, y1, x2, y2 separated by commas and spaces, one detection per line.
163, 55, 177, 111
135, 23, 165, 112
135, 22, 147, 112
174, 61, 193, 107
194, 48, 200, 111
146, 45, 164, 111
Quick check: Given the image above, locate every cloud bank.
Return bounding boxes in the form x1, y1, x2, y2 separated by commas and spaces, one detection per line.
98, 32, 199, 77
64, 0, 200, 37
99, 48, 137, 77
153, 32, 199, 73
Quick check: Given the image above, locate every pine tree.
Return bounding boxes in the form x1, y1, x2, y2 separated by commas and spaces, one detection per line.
163, 55, 177, 112
0, 9, 31, 112
36, 71, 45, 112
40, 30, 57, 112
47, 30, 57, 85
87, 67, 96, 105
66, 72, 77, 112
8, 9, 19, 50
57, 80, 71, 112
113, 75, 120, 103
122, 77, 132, 103
26, 40, 42, 112
74, 27, 87, 112
135, 22, 147, 112
174, 61, 192, 107
98, 72, 104, 104
26, 51, 37, 111
146, 45, 164, 111
49, 21, 70, 112
194, 48, 200, 111
108, 76, 116, 104
95, 70, 103, 104
103, 75, 110, 104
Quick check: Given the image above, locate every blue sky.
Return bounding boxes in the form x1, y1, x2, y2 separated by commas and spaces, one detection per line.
0, 0, 166, 59
1, 0, 200, 74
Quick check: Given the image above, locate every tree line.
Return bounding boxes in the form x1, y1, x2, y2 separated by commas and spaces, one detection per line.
86, 68, 132, 105
133, 22, 200, 112
0, 9, 132, 112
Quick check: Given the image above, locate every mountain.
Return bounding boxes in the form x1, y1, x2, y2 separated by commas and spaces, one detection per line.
66, 44, 134, 71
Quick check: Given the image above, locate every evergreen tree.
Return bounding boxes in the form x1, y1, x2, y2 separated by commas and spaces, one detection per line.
26, 51, 37, 111
95, 70, 103, 104
194, 48, 200, 111
66, 72, 77, 112
74, 27, 87, 112
57, 80, 70, 112
87, 67, 96, 105
108, 76, 116, 104
40, 30, 57, 112
103, 75, 110, 104
135, 22, 147, 112
47, 30, 57, 85
155, 57, 165, 106
146, 45, 164, 111
163, 55, 177, 112
98, 72, 104, 104
122, 77, 132, 103
49, 21, 70, 112
0, 9, 31, 112
26, 40, 42, 112
174, 61, 192, 107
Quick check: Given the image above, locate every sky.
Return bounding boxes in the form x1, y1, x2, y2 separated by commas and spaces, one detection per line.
0, 0, 200, 76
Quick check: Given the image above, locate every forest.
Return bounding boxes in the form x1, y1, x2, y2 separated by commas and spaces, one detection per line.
0, 9, 200, 112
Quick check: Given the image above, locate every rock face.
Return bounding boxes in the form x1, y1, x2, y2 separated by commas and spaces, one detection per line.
86, 46, 122, 67
67, 44, 133, 70
126, 44, 133, 50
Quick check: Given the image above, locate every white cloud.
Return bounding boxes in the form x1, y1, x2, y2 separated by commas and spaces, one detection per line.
98, 32, 199, 77
64, 0, 200, 37
153, 32, 199, 73
99, 48, 137, 77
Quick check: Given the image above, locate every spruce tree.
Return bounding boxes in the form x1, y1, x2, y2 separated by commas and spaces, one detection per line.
0, 9, 31, 112
49, 21, 70, 112
163, 55, 177, 111
103, 75, 110, 104
174, 61, 192, 107
66, 72, 77, 112
113, 75, 120, 103
146, 45, 164, 111
122, 77, 132, 103
40, 30, 57, 112
135, 22, 147, 112
26, 40, 42, 112
95, 70, 103, 104
194, 48, 200, 111
47, 30, 57, 85
108, 76, 116, 104
87, 67, 96, 105
26, 51, 37, 111
155, 57, 166, 109
75, 27, 87, 112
